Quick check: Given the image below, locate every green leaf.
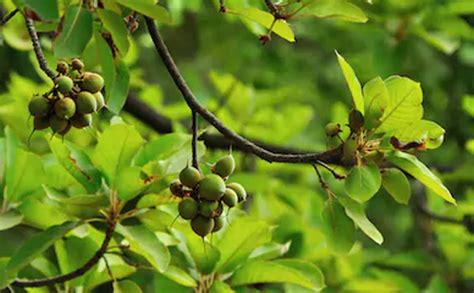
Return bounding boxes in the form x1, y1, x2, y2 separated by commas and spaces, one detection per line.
49, 138, 102, 193
0, 258, 10, 289
93, 124, 144, 192
54, 5, 93, 58
336, 193, 384, 244
336, 52, 364, 114
238, 7, 295, 42
97, 9, 130, 55
114, 0, 172, 24
386, 151, 455, 204
392, 120, 445, 149
377, 76, 423, 133
43, 185, 107, 206
113, 280, 143, 293
24, 0, 59, 21
345, 162, 381, 203
231, 259, 324, 290
84, 254, 136, 290
0, 210, 23, 231
363, 77, 389, 130
116, 224, 170, 272
162, 266, 197, 287
462, 95, 474, 117
209, 281, 235, 293
18, 199, 71, 229
321, 199, 355, 254
382, 168, 411, 205
6, 221, 78, 276
216, 216, 272, 273
307, 0, 368, 23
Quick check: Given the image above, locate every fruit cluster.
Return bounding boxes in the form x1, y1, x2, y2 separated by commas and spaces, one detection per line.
28, 59, 105, 135
170, 155, 247, 237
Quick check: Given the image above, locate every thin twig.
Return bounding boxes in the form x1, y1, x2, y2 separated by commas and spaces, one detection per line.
191, 110, 200, 170
219, 0, 226, 13
316, 160, 346, 180
264, 0, 284, 19
312, 164, 328, 190
144, 17, 343, 165
0, 8, 19, 25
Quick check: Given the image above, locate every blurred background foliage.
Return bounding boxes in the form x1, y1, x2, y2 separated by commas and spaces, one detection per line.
0, 0, 474, 292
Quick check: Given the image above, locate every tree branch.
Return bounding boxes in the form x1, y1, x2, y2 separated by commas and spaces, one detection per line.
0, 8, 19, 25
144, 17, 343, 165
264, 0, 284, 19
191, 110, 199, 170
219, 0, 226, 13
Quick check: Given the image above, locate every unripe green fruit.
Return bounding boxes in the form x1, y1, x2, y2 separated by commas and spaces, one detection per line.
199, 200, 219, 217
56, 61, 69, 74
80, 72, 104, 93
54, 98, 76, 119
76, 92, 97, 114
70, 113, 92, 129
49, 115, 69, 133
94, 92, 106, 111
33, 116, 49, 130
71, 58, 84, 71
325, 122, 341, 137
213, 216, 225, 232
222, 188, 238, 207
28, 95, 50, 117
179, 166, 202, 188
212, 155, 235, 178
191, 216, 214, 237
199, 174, 226, 201
348, 110, 364, 132
178, 198, 198, 220
56, 76, 74, 94
227, 183, 247, 202
57, 122, 71, 136
170, 179, 184, 197
69, 70, 81, 79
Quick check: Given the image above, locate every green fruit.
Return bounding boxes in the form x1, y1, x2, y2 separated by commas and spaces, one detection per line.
49, 115, 69, 133
178, 198, 198, 220
56, 76, 74, 94
28, 95, 50, 117
80, 72, 104, 93
179, 166, 202, 188
94, 92, 106, 111
56, 61, 69, 74
213, 155, 235, 178
325, 122, 341, 137
33, 116, 49, 130
170, 179, 184, 197
76, 92, 97, 114
348, 110, 364, 132
227, 183, 247, 202
199, 200, 219, 217
54, 98, 76, 119
222, 188, 238, 207
191, 216, 214, 237
69, 70, 81, 79
213, 216, 225, 232
70, 113, 92, 129
199, 174, 226, 201
58, 122, 71, 136
71, 58, 84, 71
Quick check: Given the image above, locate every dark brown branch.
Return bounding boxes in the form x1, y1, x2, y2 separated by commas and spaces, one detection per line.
191, 110, 199, 170
264, 0, 284, 19
144, 17, 342, 165
12, 220, 117, 288
219, 0, 226, 13
24, 15, 56, 80
0, 8, 19, 25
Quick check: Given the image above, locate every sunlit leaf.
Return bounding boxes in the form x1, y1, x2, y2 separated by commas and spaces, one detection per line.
321, 199, 355, 254
54, 6, 93, 58
97, 9, 130, 55
345, 162, 381, 203
382, 168, 411, 204
336, 52, 364, 114
238, 8, 295, 42
392, 120, 445, 149
0, 210, 23, 231
363, 77, 388, 130
114, 0, 172, 24
307, 0, 368, 23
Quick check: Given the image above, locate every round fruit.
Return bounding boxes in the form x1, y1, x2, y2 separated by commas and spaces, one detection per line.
170, 180, 184, 197
71, 58, 84, 71
69, 70, 81, 79
55, 76, 74, 94
213, 216, 225, 232
325, 122, 341, 137
28, 95, 50, 117
191, 216, 214, 237
213, 155, 235, 178
222, 188, 238, 207
227, 183, 247, 202
49, 115, 69, 133
56, 61, 69, 74
94, 92, 106, 111
199, 200, 219, 217
58, 122, 71, 136
33, 116, 49, 130
179, 166, 202, 188
199, 174, 226, 201
349, 110, 364, 132
80, 72, 104, 93
54, 98, 76, 119
70, 113, 92, 129
178, 198, 198, 220
76, 92, 97, 114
